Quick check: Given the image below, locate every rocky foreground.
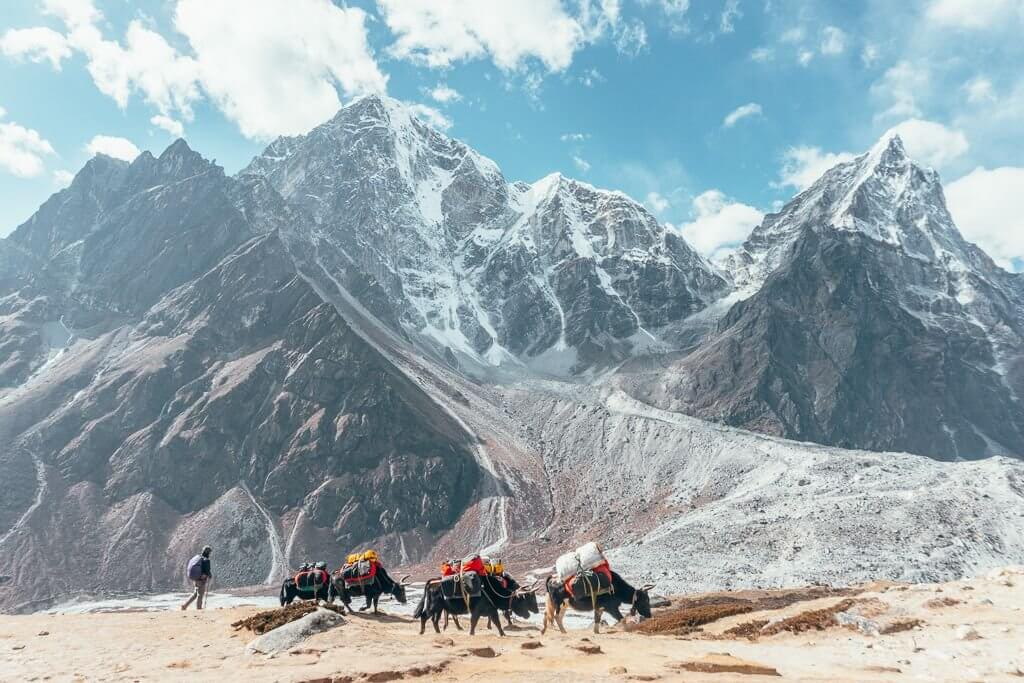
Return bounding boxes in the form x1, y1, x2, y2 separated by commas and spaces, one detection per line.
3, 567, 1023, 682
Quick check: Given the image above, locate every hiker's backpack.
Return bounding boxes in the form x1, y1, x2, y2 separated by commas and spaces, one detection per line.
187, 554, 204, 580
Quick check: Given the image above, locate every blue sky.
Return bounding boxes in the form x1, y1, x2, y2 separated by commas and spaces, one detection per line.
2, 0, 1023, 269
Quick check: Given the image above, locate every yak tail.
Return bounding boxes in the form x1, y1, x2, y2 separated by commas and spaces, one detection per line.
413, 591, 426, 619
413, 579, 433, 619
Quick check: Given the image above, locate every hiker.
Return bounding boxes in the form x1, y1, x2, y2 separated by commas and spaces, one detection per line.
181, 545, 212, 610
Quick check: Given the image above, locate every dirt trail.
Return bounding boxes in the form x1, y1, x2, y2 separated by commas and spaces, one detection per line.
3, 567, 1023, 681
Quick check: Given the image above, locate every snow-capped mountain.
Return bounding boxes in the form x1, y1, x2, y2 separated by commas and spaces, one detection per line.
625, 134, 1024, 459
1, 98, 1023, 613
244, 94, 728, 373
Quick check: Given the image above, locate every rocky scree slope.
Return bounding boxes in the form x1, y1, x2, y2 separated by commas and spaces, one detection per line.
504, 384, 1024, 594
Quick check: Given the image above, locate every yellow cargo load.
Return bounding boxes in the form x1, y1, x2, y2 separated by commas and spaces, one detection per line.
360, 549, 379, 563
346, 553, 360, 565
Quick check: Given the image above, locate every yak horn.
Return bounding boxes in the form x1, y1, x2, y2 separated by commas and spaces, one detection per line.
400, 574, 412, 585
640, 583, 655, 591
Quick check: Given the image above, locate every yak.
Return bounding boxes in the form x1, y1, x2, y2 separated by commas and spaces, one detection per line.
279, 569, 340, 606
542, 570, 653, 634
331, 566, 410, 614
414, 574, 538, 636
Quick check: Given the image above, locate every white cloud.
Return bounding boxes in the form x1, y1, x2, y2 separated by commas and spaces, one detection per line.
572, 155, 591, 173
749, 47, 773, 62
723, 102, 762, 128
377, 0, 619, 72
963, 77, 996, 103
820, 26, 847, 55
778, 146, 856, 191
42, 0, 101, 27
0, 109, 56, 177
560, 132, 590, 142
579, 67, 604, 87
46, 4, 201, 118
613, 18, 648, 57
20, 0, 387, 140
861, 43, 880, 66
0, 27, 71, 69
52, 169, 74, 188
85, 134, 140, 161
872, 60, 929, 121
780, 27, 805, 43
678, 190, 763, 259
645, 191, 669, 213
886, 118, 968, 169
720, 0, 741, 33
150, 114, 184, 137
655, 0, 690, 16
945, 166, 1024, 269
926, 0, 1023, 29
428, 84, 461, 103
406, 102, 452, 130
175, 0, 387, 139
797, 49, 814, 66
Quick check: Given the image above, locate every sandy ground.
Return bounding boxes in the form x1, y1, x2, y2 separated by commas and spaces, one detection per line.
2, 568, 1023, 682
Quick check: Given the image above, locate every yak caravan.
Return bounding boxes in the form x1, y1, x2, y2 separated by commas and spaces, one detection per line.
269, 542, 651, 638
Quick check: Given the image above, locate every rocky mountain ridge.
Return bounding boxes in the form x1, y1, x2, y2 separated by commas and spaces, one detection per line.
243, 94, 729, 374
1, 98, 1022, 612
624, 134, 1024, 459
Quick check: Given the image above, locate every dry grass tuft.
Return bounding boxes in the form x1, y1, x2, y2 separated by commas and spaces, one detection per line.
880, 618, 925, 635
759, 599, 858, 636
630, 601, 754, 635
723, 619, 769, 639
924, 597, 961, 609
632, 586, 862, 637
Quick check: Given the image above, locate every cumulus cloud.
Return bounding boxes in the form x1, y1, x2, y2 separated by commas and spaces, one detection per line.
377, 0, 624, 72
861, 43, 880, 66
723, 102, 762, 128
749, 47, 773, 62
926, 0, 1022, 29
963, 77, 996, 103
945, 166, 1024, 269
645, 191, 669, 213
572, 155, 591, 173
175, 0, 386, 139
52, 169, 74, 188
0, 27, 71, 69
85, 134, 140, 161
780, 27, 805, 43
150, 114, 184, 137
872, 60, 929, 121
406, 102, 452, 130
18, 0, 386, 140
428, 84, 462, 103
678, 190, 763, 259
46, 4, 202, 118
820, 26, 847, 55
0, 107, 56, 177
885, 119, 968, 168
778, 146, 856, 191
560, 132, 590, 142
797, 49, 814, 66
